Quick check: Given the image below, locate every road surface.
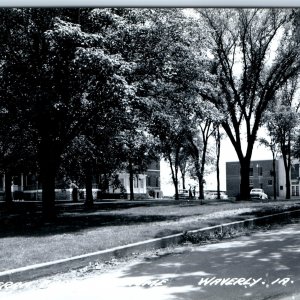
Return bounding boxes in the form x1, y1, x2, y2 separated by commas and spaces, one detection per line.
2, 221, 300, 300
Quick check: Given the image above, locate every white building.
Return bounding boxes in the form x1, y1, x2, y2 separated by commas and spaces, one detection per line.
108, 172, 147, 197
278, 158, 300, 198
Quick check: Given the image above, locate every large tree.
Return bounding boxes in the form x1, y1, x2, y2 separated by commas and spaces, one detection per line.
154, 113, 191, 200
188, 101, 223, 200
0, 8, 138, 219
196, 8, 300, 199
130, 9, 202, 200
264, 79, 300, 199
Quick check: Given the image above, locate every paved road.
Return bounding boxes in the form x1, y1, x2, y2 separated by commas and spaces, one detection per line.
2, 221, 300, 300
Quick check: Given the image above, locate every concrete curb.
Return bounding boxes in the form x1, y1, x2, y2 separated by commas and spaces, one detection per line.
1, 208, 300, 282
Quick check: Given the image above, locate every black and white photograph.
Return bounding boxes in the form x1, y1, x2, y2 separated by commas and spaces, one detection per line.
1, 5, 300, 300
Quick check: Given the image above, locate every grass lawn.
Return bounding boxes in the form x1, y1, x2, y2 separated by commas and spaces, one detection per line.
0, 199, 300, 272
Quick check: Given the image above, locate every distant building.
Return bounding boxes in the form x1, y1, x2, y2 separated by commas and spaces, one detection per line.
146, 160, 162, 199
107, 160, 162, 199
278, 158, 300, 198
107, 172, 148, 199
226, 158, 300, 199
0, 160, 162, 201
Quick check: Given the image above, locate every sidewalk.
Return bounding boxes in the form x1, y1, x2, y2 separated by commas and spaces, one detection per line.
1, 199, 300, 281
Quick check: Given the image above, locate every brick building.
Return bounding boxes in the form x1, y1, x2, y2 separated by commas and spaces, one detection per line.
226, 159, 279, 199
226, 158, 300, 199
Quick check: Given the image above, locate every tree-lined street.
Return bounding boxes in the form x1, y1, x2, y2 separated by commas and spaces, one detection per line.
1, 8, 300, 300
1, 8, 300, 219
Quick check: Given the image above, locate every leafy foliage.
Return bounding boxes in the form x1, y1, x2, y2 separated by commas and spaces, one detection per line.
1, 8, 300, 213
263, 79, 300, 199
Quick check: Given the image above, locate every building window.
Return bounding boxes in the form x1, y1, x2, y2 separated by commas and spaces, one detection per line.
140, 179, 144, 189
257, 166, 263, 176
260, 183, 263, 189
268, 180, 273, 185
249, 168, 253, 177
280, 186, 283, 190
291, 164, 299, 180
133, 176, 138, 188
292, 185, 299, 196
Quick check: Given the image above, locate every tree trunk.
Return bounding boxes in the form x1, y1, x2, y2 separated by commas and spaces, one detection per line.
181, 172, 186, 190
128, 161, 134, 201
72, 187, 78, 202
199, 173, 204, 200
38, 136, 62, 221
4, 172, 13, 207
40, 158, 57, 220
85, 169, 94, 207
216, 160, 220, 199
197, 174, 203, 204
179, 160, 186, 190
173, 179, 179, 200
192, 156, 202, 201
281, 141, 291, 199
285, 168, 291, 199
239, 159, 251, 200
222, 122, 256, 201
199, 122, 212, 200
283, 154, 291, 199
287, 140, 292, 199
199, 145, 207, 200
168, 154, 179, 200
272, 155, 277, 200
215, 128, 221, 199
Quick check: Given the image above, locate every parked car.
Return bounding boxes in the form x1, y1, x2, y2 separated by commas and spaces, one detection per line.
220, 191, 229, 200
205, 191, 229, 200
174, 189, 190, 200
250, 188, 268, 200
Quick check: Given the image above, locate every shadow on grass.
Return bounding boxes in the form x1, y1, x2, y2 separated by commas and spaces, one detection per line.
239, 205, 300, 219
2, 201, 299, 239
0, 202, 184, 238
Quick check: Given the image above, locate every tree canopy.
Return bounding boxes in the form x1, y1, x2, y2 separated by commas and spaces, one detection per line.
1, 8, 300, 215
195, 8, 300, 199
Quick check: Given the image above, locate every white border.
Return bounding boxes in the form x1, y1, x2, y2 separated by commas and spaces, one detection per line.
0, 1, 299, 7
